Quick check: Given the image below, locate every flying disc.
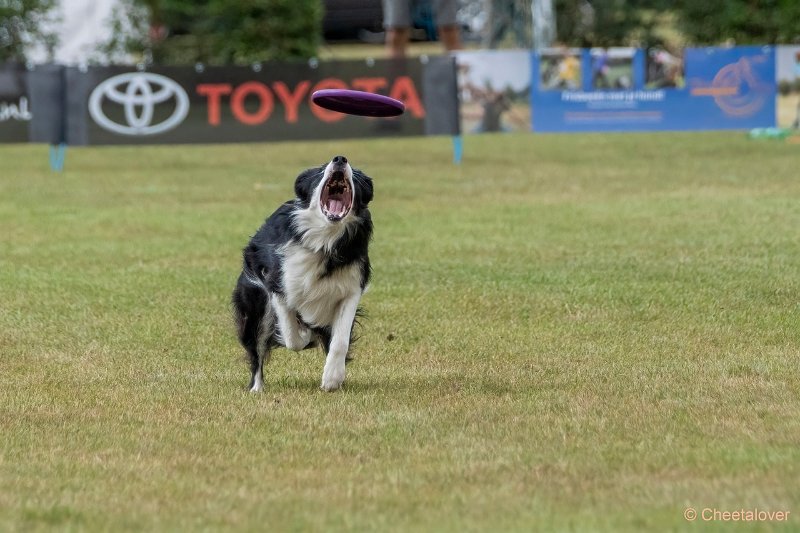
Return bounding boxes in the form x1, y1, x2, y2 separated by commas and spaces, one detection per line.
311, 89, 405, 117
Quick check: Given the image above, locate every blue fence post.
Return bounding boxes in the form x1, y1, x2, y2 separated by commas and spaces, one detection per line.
452, 135, 463, 164
581, 49, 593, 92
49, 143, 66, 172
633, 49, 646, 90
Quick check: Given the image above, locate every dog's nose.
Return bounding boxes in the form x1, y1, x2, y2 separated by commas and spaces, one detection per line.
332, 155, 347, 165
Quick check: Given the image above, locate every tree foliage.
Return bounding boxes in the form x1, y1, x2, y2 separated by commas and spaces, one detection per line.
552, 0, 800, 48
131, 0, 322, 65
553, 0, 665, 47
674, 0, 800, 45
0, 0, 57, 62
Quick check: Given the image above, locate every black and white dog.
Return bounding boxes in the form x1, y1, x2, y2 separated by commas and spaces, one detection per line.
232, 156, 373, 392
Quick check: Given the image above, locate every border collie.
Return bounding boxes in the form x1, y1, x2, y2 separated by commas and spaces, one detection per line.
232, 156, 373, 392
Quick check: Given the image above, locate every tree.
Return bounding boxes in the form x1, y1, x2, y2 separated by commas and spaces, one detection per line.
0, 0, 58, 63
552, 0, 800, 49
673, 0, 800, 45
553, 0, 674, 48
114, 0, 323, 65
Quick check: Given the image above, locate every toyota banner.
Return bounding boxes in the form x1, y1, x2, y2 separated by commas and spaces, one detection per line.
4, 57, 459, 146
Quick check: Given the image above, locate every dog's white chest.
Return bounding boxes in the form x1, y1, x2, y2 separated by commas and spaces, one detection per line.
280, 242, 362, 327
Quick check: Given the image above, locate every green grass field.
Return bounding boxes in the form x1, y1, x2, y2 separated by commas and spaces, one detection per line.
1, 132, 798, 531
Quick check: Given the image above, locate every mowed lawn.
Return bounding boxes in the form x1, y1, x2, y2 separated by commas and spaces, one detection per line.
1, 132, 798, 531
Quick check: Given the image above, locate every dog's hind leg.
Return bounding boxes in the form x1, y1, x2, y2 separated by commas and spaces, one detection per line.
251, 305, 275, 392
247, 341, 265, 392
233, 276, 272, 392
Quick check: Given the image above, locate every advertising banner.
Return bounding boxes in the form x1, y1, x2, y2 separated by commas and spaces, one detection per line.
62, 59, 443, 145
454, 50, 531, 133
0, 64, 32, 143
531, 46, 776, 132
776, 45, 800, 128
1, 47, 786, 144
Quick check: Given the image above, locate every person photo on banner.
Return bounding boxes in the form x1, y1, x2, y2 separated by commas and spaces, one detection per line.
592, 48, 611, 89
556, 47, 580, 90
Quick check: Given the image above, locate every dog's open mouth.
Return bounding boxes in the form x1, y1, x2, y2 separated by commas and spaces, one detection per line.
320, 170, 353, 221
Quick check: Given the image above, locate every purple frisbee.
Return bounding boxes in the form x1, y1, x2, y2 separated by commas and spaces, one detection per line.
311, 89, 405, 117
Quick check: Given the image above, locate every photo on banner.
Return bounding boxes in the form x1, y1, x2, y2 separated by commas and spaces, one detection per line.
776, 46, 800, 128
454, 50, 531, 133
591, 48, 635, 90
538, 47, 581, 91
646, 47, 685, 89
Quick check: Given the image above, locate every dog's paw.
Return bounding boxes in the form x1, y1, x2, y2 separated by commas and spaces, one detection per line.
298, 326, 313, 347
320, 363, 346, 392
249, 374, 264, 393
284, 323, 314, 352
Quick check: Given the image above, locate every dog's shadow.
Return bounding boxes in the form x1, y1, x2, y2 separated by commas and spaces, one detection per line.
245, 371, 377, 394
258, 375, 323, 392
247, 373, 514, 395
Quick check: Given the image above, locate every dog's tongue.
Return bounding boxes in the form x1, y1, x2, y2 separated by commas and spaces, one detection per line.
328, 199, 344, 215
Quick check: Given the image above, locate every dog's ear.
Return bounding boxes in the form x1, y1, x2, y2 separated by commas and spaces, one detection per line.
294, 166, 322, 204
353, 169, 373, 206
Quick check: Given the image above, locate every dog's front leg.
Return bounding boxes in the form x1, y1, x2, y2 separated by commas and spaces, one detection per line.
321, 292, 361, 391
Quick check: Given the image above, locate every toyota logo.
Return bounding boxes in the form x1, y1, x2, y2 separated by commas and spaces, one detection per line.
89, 72, 189, 136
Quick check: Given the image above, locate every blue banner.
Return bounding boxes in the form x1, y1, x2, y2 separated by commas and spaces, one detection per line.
531, 46, 776, 132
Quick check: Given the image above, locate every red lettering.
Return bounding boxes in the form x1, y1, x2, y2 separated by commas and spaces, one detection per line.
309, 78, 349, 122
231, 82, 274, 125
197, 84, 232, 126
389, 76, 425, 118
272, 81, 311, 124
198, 76, 425, 126
351, 77, 387, 94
